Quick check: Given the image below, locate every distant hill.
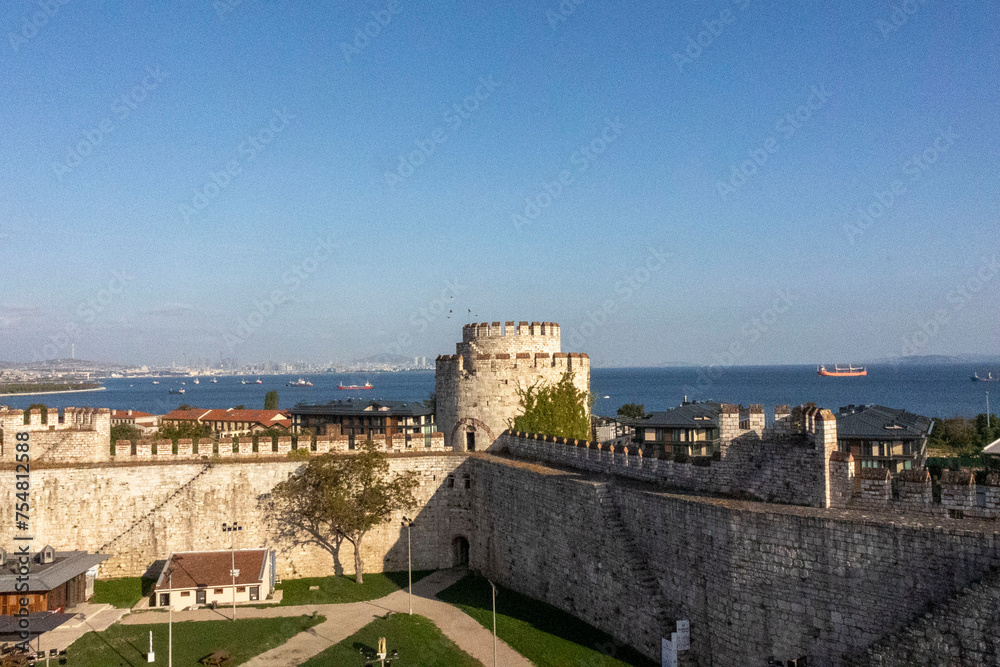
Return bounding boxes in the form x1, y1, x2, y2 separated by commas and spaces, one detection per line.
872, 354, 1000, 365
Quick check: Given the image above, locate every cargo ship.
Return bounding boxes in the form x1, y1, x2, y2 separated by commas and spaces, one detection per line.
337, 381, 374, 390
817, 365, 867, 377
971, 372, 999, 382
287, 378, 314, 387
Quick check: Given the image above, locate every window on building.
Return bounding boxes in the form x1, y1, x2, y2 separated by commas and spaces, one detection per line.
447, 475, 455, 488
180, 591, 191, 597
464, 475, 471, 489
159, 593, 170, 606
237, 587, 246, 593
249, 586, 259, 601
214, 588, 224, 594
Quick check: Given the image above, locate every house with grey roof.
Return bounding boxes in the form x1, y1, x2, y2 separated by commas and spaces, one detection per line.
620, 401, 722, 458
835, 404, 933, 473
290, 399, 435, 447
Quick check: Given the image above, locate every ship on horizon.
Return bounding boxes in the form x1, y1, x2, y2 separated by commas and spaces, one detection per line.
971, 372, 999, 382
817, 365, 867, 377
337, 381, 374, 390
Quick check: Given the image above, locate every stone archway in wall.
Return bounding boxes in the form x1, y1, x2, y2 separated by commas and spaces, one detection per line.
451, 418, 495, 452
452, 536, 470, 566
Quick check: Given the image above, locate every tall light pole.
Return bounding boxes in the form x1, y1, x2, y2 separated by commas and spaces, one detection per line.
222, 522, 242, 621
401, 517, 414, 615
167, 568, 173, 667
488, 579, 497, 667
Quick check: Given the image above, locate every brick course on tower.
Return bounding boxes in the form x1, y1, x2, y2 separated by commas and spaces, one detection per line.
435, 321, 590, 451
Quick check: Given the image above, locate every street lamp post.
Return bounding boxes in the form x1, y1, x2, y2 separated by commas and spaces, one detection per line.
401, 517, 414, 615
222, 522, 242, 621
167, 569, 173, 667
488, 579, 497, 667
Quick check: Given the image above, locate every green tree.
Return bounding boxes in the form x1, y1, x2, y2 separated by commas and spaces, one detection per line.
110, 423, 142, 444
269, 441, 419, 584
424, 392, 436, 416
155, 421, 212, 442
509, 372, 591, 440
616, 403, 646, 419
264, 390, 279, 410
234, 405, 245, 410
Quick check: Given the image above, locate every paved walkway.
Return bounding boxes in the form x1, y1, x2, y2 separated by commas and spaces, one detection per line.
118, 568, 531, 666
32, 603, 130, 655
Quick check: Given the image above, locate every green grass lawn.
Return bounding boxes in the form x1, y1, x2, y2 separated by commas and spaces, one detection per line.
437, 574, 656, 667
300, 612, 479, 666
277, 569, 435, 606
63, 615, 323, 666
92, 577, 155, 609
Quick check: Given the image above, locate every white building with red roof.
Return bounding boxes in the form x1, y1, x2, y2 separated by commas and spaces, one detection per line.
152, 549, 275, 611
110, 409, 160, 435
160, 408, 291, 435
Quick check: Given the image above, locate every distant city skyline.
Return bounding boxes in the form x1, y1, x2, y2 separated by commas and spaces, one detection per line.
2, 1, 998, 367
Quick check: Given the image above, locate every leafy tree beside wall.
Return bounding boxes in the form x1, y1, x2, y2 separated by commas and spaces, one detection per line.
616, 403, 646, 419
269, 441, 418, 583
265, 390, 279, 410
509, 372, 591, 441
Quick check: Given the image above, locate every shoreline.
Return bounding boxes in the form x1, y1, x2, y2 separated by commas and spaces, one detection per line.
0, 387, 107, 398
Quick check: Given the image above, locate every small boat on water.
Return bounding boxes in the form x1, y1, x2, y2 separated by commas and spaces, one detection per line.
152, 380, 159, 385
287, 378, 313, 387
972, 372, 999, 382
169, 388, 185, 394
210, 378, 218, 384
193, 379, 200, 384
241, 380, 247, 385
255, 379, 263, 385
338, 381, 374, 390
817, 365, 867, 377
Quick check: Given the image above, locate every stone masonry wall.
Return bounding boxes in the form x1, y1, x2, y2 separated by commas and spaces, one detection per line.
470, 454, 1000, 666
0, 454, 473, 580
852, 567, 1000, 666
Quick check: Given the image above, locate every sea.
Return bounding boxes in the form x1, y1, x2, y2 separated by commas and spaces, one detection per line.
1, 364, 996, 419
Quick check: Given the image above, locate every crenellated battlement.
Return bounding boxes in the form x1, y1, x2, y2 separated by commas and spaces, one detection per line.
107, 431, 447, 461
461, 320, 560, 342
1, 407, 112, 463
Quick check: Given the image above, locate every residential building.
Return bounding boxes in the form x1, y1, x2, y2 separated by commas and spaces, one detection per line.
160, 408, 291, 435
290, 399, 435, 446
621, 401, 721, 458
0, 547, 108, 615
835, 404, 933, 472
110, 409, 160, 435
151, 549, 275, 611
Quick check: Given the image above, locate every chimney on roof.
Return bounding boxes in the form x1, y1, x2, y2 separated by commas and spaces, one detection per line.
127, 410, 133, 416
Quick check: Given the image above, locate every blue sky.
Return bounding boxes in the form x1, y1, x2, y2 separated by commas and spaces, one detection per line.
1, 0, 997, 367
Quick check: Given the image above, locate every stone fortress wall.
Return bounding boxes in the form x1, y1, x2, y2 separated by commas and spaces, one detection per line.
0, 454, 474, 580
469, 454, 1000, 666
435, 321, 589, 451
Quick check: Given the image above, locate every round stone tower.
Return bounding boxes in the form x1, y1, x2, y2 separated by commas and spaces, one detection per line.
435, 321, 590, 451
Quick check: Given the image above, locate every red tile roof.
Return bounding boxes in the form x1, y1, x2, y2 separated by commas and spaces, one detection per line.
154, 550, 268, 590
111, 410, 155, 419
162, 409, 290, 429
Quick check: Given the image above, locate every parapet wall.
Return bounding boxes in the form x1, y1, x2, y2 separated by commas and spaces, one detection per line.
108, 432, 446, 462
497, 428, 825, 507
0, 407, 111, 463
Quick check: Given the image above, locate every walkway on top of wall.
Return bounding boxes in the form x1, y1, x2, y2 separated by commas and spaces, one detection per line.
118, 567, 531, 667
474, 452, 1000, 534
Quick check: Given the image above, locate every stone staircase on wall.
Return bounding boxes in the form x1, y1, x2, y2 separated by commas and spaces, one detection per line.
98, 463, 214, 553
594, 483, 679, 654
